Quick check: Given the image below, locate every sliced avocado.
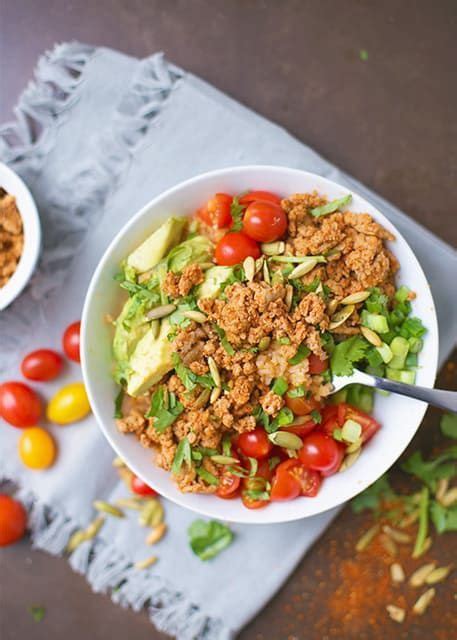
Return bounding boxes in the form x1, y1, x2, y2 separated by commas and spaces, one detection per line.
198, 266, 233, 299
113, 297, 150, 368
127, 217, 187, 274
126, 319, 174, 396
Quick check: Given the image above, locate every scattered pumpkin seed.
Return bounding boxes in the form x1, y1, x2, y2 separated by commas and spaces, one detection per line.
183, 310, 207, 323
193, 387, 211, 409
340, 290, 370, 305
327, 299, 339, 315
85, 515, 106, 539
139, 499, 164, 528
360, 326, 382, 347
115, 497, 144, 510
93, 500, 125, 518
146, 304, 177, 320
329, 304, 355, 330
262, 241, 285, 255
259, 336, 271, 351
417, 536, 432, 557
285, 285, 293, 310
412, 588, 435, 615
435, 477, 449, 502
288, 258, 320, 279
268, 431, 303, 450
210, 386, 221, 404
386, 604, 405, 623
199, 262, 215, 270
117, 467, 134, 488
208, 356, 221, 388
112, 457, 126, 468
379, 533, 397, 557
66, 530, 88, 553
211, 455, 239, 465
355, 524, 380, 552
339, 447, 361, 471
440, 487, 457, 507
409, 562, 436, 587
255, 256, 265, 274
262, 260, 271, 284
398, 509, 420, 529
382, 525, 411, 544
390, 562, 405, 584
145, 522, 167, 545
150, 319, 160, 339
346, 438, 363, 454
425, 565, 453, 585
134, 555, 158, 570
243, 256, 256, 282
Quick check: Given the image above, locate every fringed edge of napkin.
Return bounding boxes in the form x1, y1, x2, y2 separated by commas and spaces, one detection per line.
1, 45, 232, 640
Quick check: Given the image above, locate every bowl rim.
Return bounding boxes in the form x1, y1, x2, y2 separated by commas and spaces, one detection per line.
0, 161, 41, 310
81, 164, 439, 524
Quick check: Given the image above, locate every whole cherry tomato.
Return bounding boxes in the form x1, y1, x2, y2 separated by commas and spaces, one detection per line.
197, 193, 233, 228
63, 321, 81, 363
243, 201, 287, 242
21, 349, 63, 382
239, 191, 281, 205
47, 382, 90, 425
0, 494, 27, 546
237, 428, 272, 459
18, 427, 56, 470
214, 231, 261, 266
130, 475, 158, 496
285, 392, 321, 416
0, 382, 42, 428
216, 470, 241, 499
308, 354, 328, 375
298, 432, 344, 474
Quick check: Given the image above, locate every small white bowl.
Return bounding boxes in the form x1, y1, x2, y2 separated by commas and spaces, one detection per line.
0, 162, 41, 310
82, 166, 439, 524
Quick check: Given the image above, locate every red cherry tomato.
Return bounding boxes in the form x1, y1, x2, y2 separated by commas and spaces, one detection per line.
197, 193, 233, 228
0, 494, 27, 546
21, 349, 64, 382
270, 460, 302, 501
308, 354, 328, 375
214, 232, 261, 266
241, 492, 270, 509
282, 417, 318, 438
0, 382, 42, 428
298, 432, 344, 474
130, 475, 157, 496
285, 393, 321, 417
243, 201, 288, 243
237, 428, 272, 459
63, 321, 81, 363
284, 460, 322, 497
216, 469, 241, 499
344, 404, 381, 443
239, 191, 281, 205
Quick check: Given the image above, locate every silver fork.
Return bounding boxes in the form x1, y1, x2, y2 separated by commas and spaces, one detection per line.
331, 369, 457, 413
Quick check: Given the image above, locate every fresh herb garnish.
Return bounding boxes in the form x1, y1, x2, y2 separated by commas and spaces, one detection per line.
310, 194, 352, 218
114, 387, 124, 419
229, 196, 247, 231
412, 486, 429, 558
331, 335, 368, 376
196, 467, 219, 485
171, 437, 192, 475
359, 49, 368, 61
441, 413, 457, 440
311, 409, 322, 424
213, 325, 236, 355
188, 519, 234, 561
28, 606, 46, 622
268, 456, 281, 471
401, 447, 457, 491
243, 490, 270, 501
252, 404, 270, 430
288, 343, 311, 365
430, 500, 457, 533
172, 353, 215, 390
271, 377, 288, 396
268, 406, 294, 433
146, 386, 184, 432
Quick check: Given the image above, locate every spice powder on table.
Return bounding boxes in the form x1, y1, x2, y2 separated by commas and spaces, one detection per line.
0, 188, 24, 287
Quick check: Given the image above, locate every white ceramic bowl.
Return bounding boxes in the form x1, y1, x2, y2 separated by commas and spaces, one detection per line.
82, 166, 438, 524
0, 162, 41, 310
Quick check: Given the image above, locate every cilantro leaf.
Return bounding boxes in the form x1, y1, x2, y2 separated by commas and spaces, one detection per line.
351, 475, 395, 513
252, 405, 270, 430
331, 336, 368, 377
114, 387, 124, 419
28, 606, 46, 622
401, 447, 457, 491
171, 437, 192, 475
172, 353, 215, 390
213, 325, 235, 355
146, 387, 184, 432
230, 196, 247, 231
430, 501, 457, 534
188, 519, 234, 561
310, 194, 352, 218
440, 414, 457, 440
311, 409, 322, 424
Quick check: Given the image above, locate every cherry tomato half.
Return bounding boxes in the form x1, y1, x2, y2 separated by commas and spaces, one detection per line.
344, 404, 381, 443
243, 201, 288, 243
63, 321, 81, 363
285, 393, 321, 417
241, 491, 270, 509
130, 475, 157, 496
0, 494, 27, 546
197, 193, 233, 228
21, 349, 64, 382
298, 432, 344, 474
239, 191, 281, 205
308, 354, 328, 375
47, 382, 90, 425
216, 470, 241, 499
282, 417, 318, 438
0, 382, 42, 428
214, 231, 261, 266
237, 428, 272, 459
18, 427, 56, 470
270, 460, 301, 501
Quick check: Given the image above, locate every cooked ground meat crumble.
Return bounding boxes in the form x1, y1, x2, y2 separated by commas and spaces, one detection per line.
0, 188, 24, 288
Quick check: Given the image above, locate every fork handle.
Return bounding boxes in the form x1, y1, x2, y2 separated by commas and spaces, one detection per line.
372, 376, 457, 413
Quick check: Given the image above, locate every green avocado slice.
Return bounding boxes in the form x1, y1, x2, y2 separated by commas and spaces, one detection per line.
126, 319, 174, 397
126, 216, 187, 274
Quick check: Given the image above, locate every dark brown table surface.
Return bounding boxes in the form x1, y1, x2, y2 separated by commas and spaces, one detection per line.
0, 1, 456, 639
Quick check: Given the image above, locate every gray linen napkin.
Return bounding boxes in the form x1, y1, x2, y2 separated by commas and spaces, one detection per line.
0, 44, 456, 640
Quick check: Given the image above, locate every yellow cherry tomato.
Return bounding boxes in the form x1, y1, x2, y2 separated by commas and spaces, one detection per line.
18, 427, 56, 469
47, 382, 91, 425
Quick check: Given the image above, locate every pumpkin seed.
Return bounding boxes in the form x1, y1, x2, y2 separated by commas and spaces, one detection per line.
210, 386, 221, 404
258, 336, 271, 351
288, 258, 320, 279
412, 588, 435, 615
285, 285, 293, 310
146, 304, 177, 320
390, 562, 405, 583
341, 419, 362, 443
208, 356, 221, 388
360, 326, 382, 347
255, 256, 265, 274
329, 304, 355, 330
93, 500, 125, 518
263, 260, 271, 284
425, 565, 453, 585
134, 555, 158, 570
409, 562, 436, 587
339, 448, 361, 471
355, 524, 380, 552
117, 467, 134, 488
435, 477, 449, 502
85, 515, 105, 538
139, 499, 164, 528
66, 530, 88, 553
327, 299, 339, 315
211, 455, 239, 465
112, 457, 126, 468
268, 431, 303, 450
379, 533, 398, 557
115, 497, 144, 510
346, 438, 363, 454
243, 256, 256, 282
340, 290, 370, 305
150, 319, 160, 339
382, 525, 411, 544
145, 522, 167, 545
440, 487, 457, 507
183, 310, 207, 323
416, 536, 432, 557
193, 387, 211, 409
199, 262, 215, 270
386, 604, 405, 623
398, 509, 420, 529
262, 241, 285, 256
